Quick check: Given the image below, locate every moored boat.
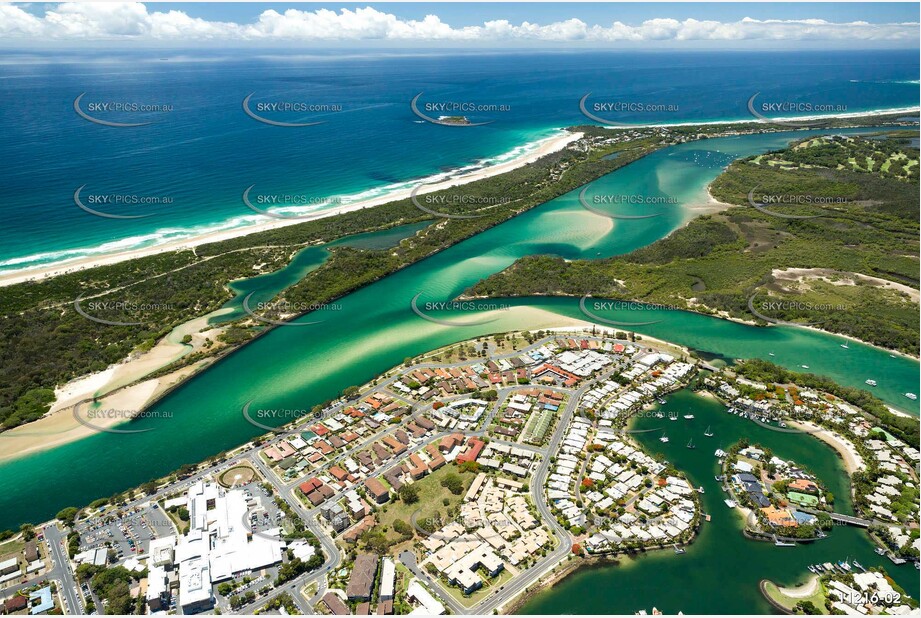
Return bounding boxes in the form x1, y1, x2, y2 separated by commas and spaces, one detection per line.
774, 539, 796, 547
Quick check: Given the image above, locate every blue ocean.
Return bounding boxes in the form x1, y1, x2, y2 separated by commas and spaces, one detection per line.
0, 49, 918, 274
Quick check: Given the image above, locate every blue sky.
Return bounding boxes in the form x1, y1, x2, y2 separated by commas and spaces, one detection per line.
3, 3, 919, 49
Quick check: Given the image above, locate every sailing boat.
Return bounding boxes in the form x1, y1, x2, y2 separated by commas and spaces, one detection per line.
659, 431, 669, 443
704, 425, 714, 437
669, 411, 678, 421
687, 438, 696, 449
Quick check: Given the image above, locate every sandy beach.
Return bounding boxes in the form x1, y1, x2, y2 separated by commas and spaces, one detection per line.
0, 130, 583, 288
7, 105, 915, 289
0, 365, 201, 463
691, 185, 736, 217
0, 309, 230, 463
775, 575, 821, 599
617, 106, 920, 129
789, 421, 865, 475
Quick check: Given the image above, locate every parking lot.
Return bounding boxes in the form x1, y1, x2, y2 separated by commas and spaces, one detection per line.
240, 482, 286, 538
76, 505, 174, 562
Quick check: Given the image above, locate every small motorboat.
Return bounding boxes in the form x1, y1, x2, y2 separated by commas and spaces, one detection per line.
865, 379, 877, 387
775, 539, 796, 547
905, 393, 918, 401
683, 414, 695, 420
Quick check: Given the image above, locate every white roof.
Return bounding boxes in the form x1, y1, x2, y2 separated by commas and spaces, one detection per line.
380, 557, 396, 598
407, 579, 445, 615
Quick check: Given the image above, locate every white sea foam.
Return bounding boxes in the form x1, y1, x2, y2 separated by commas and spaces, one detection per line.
0, 129, 564, 277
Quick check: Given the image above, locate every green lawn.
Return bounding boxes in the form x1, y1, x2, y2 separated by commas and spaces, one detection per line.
374, 464, 477, 545
763, 577, 828, 614
0, 537, 25, 563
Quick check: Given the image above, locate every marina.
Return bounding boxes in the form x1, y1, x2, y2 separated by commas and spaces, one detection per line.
522, 387, 920, 614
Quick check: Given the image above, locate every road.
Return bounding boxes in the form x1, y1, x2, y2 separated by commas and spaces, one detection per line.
42, 524, 82, 615
45, 332, 636, 614
468, 368, 621, 614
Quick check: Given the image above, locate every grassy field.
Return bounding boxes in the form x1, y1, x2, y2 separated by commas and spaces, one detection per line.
218, 465, 258, 488
374, 464, 477, 546
0, 537, 25, 562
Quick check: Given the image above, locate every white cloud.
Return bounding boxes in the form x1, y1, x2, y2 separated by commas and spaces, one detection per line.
0, 3, 917, 44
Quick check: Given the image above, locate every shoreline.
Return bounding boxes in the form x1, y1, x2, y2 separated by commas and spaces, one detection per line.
3, 116, 916, 461
0, 309, 231, 463
0, 307, 589, 463
601, 106, 919, 129
3, 107, 917, 289
0, 129, 582, 288
788, 421, 865, 476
